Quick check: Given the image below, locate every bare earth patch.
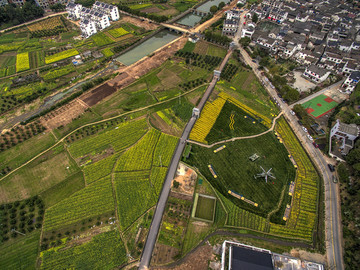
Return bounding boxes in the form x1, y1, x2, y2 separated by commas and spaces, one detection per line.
152, 243, 213, 270
120, 15, 159, 31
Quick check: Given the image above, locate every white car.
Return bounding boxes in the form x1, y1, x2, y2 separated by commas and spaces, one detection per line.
290, 110, 295, 116
302, 126, 308, 133
307, 134, 313, 141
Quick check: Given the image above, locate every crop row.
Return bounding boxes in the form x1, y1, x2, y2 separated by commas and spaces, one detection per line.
43, 64, 75, 81
40, 230, 127, 270
269, 117, 319, 241
115, 129, 160, 171
219, 192, 270, 233
43, 176, 114, 231
189, 96, 226, 143
83, 153, 121, 184
45, 49, 79, 64
92, 32, 114, 47
219, 92, 272, 128
115, 178, 157, 230
68, 118, 148, 158
152, 133, 178, 167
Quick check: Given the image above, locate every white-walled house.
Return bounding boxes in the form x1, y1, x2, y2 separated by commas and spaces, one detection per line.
241, 23, 255, 38
330, 119, 359, 159
303, 65, 331, 83
341, 71, 360, 94
66, 3, 82, 20
80, 19, 97, 38
92, 1, 120, 21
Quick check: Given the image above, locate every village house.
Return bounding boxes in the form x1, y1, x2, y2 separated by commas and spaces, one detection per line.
303, 65, 331, 84
341, 71, 360, 94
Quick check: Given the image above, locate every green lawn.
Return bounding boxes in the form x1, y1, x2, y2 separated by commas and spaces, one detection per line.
187, 132, 296, 216
194, 195, 216, 221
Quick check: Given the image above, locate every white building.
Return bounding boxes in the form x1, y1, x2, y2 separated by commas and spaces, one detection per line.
330, 120, 359, 159
80, 19, 97, 38
92, 1, 120, 21
303, 65, 331, 83
241, 23, 255, 38
66, 3, 82, 20
341, 71, 360, 94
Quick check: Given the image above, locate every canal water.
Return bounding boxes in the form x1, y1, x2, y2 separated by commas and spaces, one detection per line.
116, 30, 180, 66
176, 13, 202, 27
196, 0, 228, 13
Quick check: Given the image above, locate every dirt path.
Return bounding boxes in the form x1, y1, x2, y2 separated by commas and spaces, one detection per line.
187, 112, 284, 148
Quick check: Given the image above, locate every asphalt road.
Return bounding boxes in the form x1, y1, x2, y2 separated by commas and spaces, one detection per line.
238, 46, 344, 270
138, 50, 232, 270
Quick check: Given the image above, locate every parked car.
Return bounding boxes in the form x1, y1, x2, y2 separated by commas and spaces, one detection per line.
302, 126, 308, 133
252, 59, 257, 63
290, 110, 295, 116
328, 164, 335, 172
307, 134, 313, 141
312, 142, 319, 148
332, 176, 338, 183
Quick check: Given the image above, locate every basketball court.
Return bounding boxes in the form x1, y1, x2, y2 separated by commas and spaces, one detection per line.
302, 94, 338, 118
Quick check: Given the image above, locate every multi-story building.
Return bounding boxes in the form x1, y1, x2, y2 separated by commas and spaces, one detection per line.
35, 0, 67, 9
241, 23, 255, 38
330, 119, 359, 159
8, 0, 25, 6
67, 1, 119, 38
80, 19, 97, 38
66, 3, 83, 20
341, 71, 360, 94
222, 9, 240, 37
92, 1, 119, 21
303, 65, 331, 83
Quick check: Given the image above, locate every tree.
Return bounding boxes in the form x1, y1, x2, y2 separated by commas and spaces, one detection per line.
210, 5, 218, 14
239, 37, 251, 47
173, 180, 180, 189
50, 3, 65, 12
252, 13, 258, 23
218, 2, 225, 9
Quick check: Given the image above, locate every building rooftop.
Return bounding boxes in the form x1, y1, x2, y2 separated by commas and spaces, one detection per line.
231, 245, 273, 270
337, 120, 359, 137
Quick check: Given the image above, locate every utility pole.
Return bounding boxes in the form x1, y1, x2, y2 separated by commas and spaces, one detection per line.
11, 229, 26, 236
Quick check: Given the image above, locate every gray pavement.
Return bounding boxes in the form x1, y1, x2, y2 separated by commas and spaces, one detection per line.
138, 50, 233, 270
238, 46, 344, 270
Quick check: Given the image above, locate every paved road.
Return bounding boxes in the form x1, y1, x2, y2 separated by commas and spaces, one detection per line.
138, 50, 232, 270
238, 46, 344, 270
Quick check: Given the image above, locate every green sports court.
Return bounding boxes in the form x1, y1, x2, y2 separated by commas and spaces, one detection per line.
302, 94, 338, 118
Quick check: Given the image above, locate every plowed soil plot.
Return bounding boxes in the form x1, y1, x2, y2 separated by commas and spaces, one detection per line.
142, 7, 161, 13
81, 83, 116, 106
41, 99, 87, 130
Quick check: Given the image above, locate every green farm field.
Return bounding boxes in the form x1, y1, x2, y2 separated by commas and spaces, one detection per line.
205, 101, 269, 144
0, 146, 79, 204
40, 230, 127, 270
187, 132, 296, 216
0, 231, 40, 270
